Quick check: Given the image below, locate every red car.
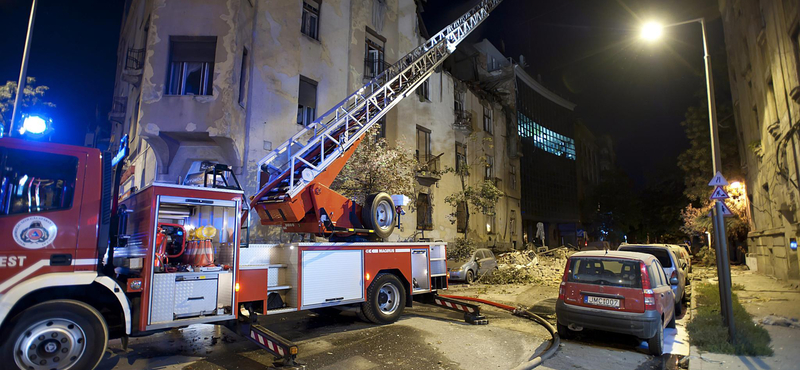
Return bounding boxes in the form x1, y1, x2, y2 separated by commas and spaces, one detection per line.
556, 251, 677, 355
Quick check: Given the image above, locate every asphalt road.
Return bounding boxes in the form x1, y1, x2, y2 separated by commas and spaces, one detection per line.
98, 300, 550, 369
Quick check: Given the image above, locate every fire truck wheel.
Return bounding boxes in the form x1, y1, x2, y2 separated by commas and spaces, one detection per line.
362, 193, 396, 239
361, 273, 406, 325
2, 300, 108, 370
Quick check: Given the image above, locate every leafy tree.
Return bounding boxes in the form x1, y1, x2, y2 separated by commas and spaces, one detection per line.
331, 125, 417, 205
442, 134, 503, 238
0, 78, 55, 131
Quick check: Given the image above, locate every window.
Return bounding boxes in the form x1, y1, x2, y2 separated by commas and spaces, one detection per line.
417, 78, 430, 101
568, 258, 642, 288
485, 155, 494, 179
416, 193, 433, 230
167, 36, 217, 95
648, 263, 660, 287
364, 29, 386, 79
455, 142, 467, 173
0, 149, 78, 216
509, 165, 516, 190
767, 78, 780, 123
510, 210, 517, 235
297, 76, 317, 126
517, 113, 576, 160
456, 202, 467, 233
416, 126, 431, 163
301, 1, 320, 40
483, 104, 493, 134
238, 47, 249, 107
454, 89, 465, 112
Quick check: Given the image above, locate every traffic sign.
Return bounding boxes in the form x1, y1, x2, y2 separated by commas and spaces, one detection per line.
708, 171, 729, 186
719, 201, 734, 217
710, 186, 730, 200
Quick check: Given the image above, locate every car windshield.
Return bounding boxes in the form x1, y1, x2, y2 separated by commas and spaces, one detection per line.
621, 248, 672, 268
568, 258, 642, 288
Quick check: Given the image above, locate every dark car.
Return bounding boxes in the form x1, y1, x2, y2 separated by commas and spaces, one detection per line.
556, 251, 677, 355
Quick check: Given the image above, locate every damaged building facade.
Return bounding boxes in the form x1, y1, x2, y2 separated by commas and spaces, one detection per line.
108, 0, 522, 247
718, 0, 800, 281
447, 40, 581, 248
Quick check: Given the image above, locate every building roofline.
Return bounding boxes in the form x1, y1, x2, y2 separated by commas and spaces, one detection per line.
514, 65, 577, 111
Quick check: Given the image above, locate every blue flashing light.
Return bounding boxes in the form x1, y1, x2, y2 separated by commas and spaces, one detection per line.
791, 239, 797, 251
20, 115, 48, 135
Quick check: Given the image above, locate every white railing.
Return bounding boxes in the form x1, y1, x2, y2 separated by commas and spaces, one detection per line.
256, 0, 503, 200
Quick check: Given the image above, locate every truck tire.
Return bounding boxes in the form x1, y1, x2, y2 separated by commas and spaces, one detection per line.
1, 300, 108, 370
362, 192, 396, 239
361, 273, 406, 325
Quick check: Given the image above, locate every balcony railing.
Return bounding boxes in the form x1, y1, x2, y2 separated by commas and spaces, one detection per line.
416, 153, 443, 187
364, 57, 391, 80
453, 109, 473, 131
108, 96, 127, 123
125, 48, 145, 70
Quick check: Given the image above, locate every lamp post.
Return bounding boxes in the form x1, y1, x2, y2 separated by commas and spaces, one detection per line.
9, 0, 39, 136
640, 18, 736, 344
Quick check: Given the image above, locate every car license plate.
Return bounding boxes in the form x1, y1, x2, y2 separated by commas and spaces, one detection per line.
584, 296, 620, 308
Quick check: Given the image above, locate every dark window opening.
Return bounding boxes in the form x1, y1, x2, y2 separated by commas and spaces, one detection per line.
297, 76, 317, 127
167, 36, 216, 96
301, 1, 320, 40
416, 193, 433, 230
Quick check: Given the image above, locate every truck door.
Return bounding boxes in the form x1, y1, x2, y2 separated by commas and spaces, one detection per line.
0, 147, 85, 290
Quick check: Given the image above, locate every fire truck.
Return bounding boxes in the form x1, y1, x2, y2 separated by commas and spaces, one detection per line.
0, 1, 502, 369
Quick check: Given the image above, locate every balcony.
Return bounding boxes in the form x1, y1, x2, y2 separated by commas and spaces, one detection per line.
122, 48, 144, 86
108, 96, 127, 123
453, 109, 473, 131
416, 153, 443, 187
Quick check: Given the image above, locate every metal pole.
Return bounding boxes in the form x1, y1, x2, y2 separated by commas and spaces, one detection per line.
701, 18, 735, 343
9, 0, 38, 136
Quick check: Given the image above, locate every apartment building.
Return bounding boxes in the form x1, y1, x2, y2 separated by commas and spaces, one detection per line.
718, 0, 800, 281
108, 0, 522, 247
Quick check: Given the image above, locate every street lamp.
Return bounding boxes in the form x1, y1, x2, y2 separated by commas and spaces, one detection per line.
639, 17, 736, 344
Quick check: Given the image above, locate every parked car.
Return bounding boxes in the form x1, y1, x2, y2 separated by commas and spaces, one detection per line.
668, 244, 692, 275
556, 251, 676, 355
447, 248, 498, 283
618, 244, 686, 311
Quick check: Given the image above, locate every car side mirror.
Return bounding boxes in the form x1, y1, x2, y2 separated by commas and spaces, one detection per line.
670, 277, 679, 285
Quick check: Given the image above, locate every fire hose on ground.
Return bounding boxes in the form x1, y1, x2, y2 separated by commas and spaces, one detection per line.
440, 295, 560, 370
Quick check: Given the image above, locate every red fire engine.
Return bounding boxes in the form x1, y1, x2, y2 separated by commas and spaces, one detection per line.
0, 1, 503, 369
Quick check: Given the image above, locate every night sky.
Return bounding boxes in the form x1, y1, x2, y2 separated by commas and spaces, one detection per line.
1, 0, 726, 188
423, 0, 726, 187
0, 0, 124, 146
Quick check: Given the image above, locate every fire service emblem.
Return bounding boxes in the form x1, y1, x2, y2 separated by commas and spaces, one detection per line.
12, 216, 58, 249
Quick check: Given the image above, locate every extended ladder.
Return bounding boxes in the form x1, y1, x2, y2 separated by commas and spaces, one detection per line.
251, 0, 503, 231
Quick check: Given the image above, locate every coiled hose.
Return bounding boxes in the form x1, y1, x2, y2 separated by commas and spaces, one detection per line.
440, 295, 560, 369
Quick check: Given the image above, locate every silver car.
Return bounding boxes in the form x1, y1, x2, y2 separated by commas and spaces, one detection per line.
617, 244, 686, 312
447, 248, 498, 284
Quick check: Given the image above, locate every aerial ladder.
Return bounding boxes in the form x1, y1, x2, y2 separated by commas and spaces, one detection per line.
250, 0, 503, 239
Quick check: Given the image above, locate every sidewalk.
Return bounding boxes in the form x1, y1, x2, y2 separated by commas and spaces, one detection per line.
689, 266, 800, 370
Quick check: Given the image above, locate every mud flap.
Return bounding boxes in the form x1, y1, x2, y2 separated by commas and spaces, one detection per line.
414, 293, 489, 325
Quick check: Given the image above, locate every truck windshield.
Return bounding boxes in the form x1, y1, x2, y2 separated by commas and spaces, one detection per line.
0, 148, 78, 215
568, 258, 642, 288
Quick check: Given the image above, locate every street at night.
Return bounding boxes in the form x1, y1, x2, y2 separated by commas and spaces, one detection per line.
1, 0, 799, 369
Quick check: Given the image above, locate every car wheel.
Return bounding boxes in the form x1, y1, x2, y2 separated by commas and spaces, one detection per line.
465, 270, 475, 284
360, 273, 406, 325
648, 318, 664, 355
556, 321, 572, 340
1, 300, 108, 370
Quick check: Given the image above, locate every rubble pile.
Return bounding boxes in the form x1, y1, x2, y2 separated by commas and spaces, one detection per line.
481, 248, 574, 286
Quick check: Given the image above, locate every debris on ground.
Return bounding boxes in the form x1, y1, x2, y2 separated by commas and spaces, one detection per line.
759, 315, 800, 328
481, 248, 574, 286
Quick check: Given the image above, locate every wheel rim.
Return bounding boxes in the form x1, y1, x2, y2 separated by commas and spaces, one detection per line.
14, 318, 87, 370
377, 282, 400, 315
374, 199, 394, 230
